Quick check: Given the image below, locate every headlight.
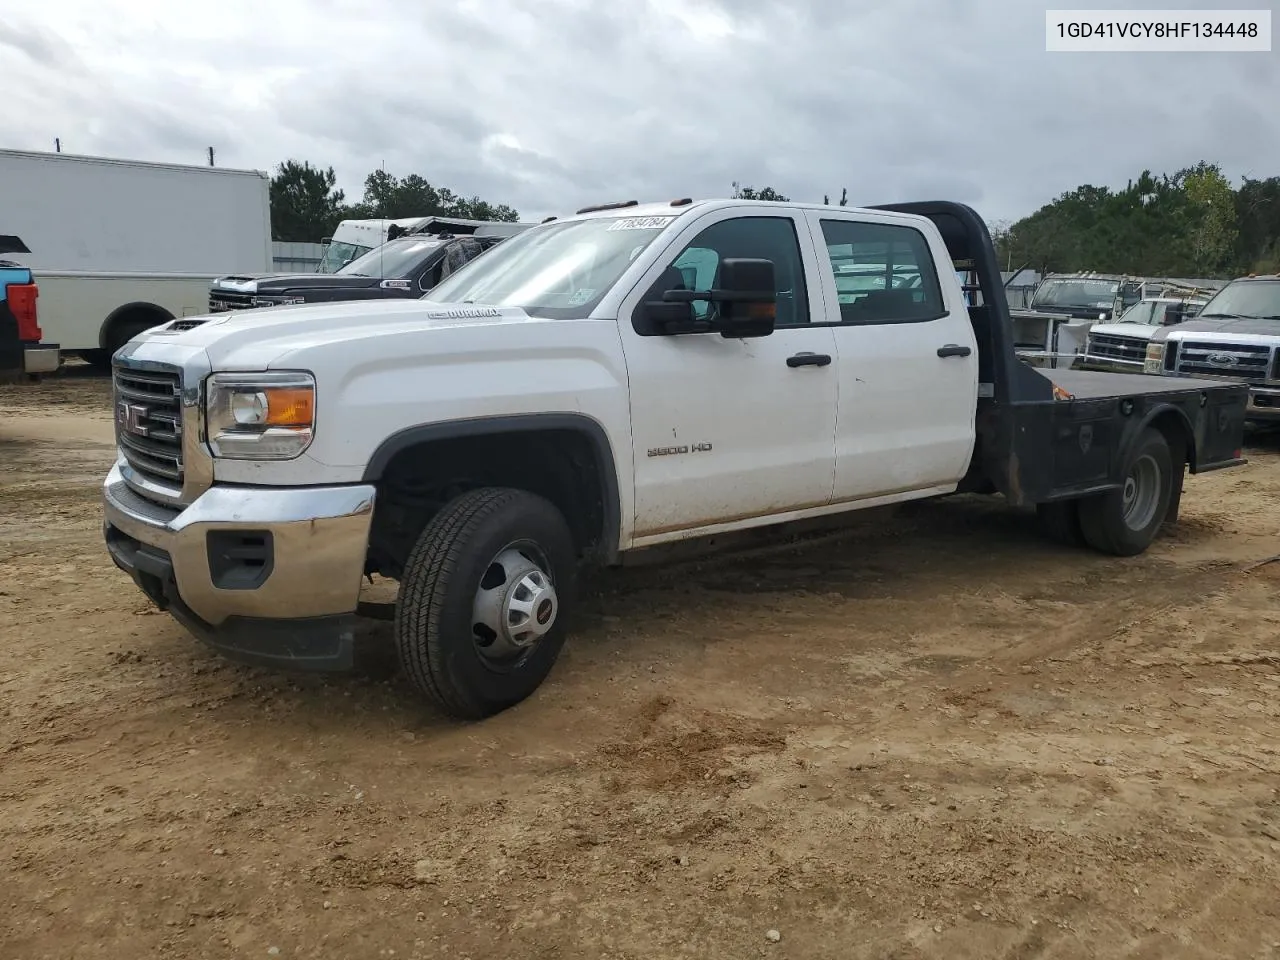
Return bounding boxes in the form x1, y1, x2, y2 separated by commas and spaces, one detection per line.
205, 371, 316, 460
1143, 342, 1165, 374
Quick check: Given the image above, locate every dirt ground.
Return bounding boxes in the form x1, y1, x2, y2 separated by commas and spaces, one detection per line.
3, 368, 1280, 960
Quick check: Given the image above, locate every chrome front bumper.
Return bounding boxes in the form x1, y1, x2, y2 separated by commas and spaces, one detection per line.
1246, 385, 1280, 421
103, 463, 376, 667
24, 343, 60, 374
1076, 354, 1146, 375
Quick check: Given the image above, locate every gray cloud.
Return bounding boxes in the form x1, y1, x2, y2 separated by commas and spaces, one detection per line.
1, 0, 1275, 224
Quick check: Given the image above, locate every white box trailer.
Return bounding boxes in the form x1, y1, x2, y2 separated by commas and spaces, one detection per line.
0, 148, 271, 364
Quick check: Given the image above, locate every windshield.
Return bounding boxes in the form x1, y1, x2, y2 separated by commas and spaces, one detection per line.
424, 216, 675, 319
1032, 278, 1119, 309
1117, 301, 1157, 325
1197, 279, 1280, 319
338, 238, 445, 278
317, 240, 369, 274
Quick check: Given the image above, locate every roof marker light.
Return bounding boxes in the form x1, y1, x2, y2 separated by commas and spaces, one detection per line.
575, 200, 639, 215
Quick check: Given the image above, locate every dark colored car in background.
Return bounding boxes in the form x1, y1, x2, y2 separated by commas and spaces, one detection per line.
207, 219, 534, 314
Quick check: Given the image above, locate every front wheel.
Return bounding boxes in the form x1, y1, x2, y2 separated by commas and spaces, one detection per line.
394, 487, 578, 720
1078, 427, 1175, 556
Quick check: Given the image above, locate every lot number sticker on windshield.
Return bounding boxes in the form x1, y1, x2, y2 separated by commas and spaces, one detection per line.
608, 216, 675, 231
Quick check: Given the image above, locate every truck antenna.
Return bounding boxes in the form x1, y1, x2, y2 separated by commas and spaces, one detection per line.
208, 146, 215, 167
55, 138, 61, 153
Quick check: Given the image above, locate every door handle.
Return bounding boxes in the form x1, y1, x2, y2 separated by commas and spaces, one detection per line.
787, 352, 832, 368
937, 344, 972, 358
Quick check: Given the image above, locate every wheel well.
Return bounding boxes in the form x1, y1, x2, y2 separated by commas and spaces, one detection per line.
100, 302, 175, 350
1146, 408, 1194, 468
367, 428, 617, 580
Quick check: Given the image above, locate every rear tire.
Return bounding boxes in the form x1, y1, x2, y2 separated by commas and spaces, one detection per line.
1078, 428, 1174, 556
394, 487, 578, 720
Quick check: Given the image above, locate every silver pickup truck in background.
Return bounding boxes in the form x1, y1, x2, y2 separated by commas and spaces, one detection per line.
1145, 273, 1280, 424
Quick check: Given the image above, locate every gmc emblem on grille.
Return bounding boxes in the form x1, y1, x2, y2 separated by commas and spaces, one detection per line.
116, 401, 151, 437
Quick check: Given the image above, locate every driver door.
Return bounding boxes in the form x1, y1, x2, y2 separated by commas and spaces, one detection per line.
617, 209, 839, 542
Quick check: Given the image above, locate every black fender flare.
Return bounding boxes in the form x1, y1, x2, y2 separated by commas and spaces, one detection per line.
99, 301, 176, 349
1128, 401, 1197, 473
362, 412, 623, 559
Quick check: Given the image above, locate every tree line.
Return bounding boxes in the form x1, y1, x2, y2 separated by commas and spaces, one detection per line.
991, 162, 1280, 279
268, 161, 849, 243
739, 167, 1280, 279
269, 160, 522, 242
271, 158, 1280, 279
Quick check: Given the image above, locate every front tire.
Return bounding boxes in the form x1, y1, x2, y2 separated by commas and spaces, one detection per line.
394, 487, 578, 720
1078, 427, 1175, 556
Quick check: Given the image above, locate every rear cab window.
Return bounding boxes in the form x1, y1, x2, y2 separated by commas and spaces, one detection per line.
814, 218, 947, 324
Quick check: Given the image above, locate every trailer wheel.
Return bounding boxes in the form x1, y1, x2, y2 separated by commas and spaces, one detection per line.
394, 487, 577, 720
1036, 499, 1084, 547
1078, 428, 1174, 557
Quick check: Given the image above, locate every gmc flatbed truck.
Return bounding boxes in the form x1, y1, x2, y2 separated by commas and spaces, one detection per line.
102, 199, 1249, 720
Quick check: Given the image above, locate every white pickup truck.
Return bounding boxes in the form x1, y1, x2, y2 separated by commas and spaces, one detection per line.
102, 198, 1250, 720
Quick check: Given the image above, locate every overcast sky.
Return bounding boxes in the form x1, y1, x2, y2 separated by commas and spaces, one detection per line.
0, 0, 1275, 225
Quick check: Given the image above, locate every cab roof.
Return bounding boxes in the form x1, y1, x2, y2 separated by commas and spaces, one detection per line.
559, 197, 923, 224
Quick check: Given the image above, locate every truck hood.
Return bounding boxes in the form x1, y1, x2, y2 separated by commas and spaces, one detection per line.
214, 272, 384, 292
1088, 322, 1157, 340
0, 235, 31, 256
143, 299, 539, 368
1153, 315, 1280, 341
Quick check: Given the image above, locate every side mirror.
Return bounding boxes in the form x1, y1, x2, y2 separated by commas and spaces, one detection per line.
652, 258, 778, 338
710, 258, 777, 338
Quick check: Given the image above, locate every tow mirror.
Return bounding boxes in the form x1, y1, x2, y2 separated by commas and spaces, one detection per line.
649, 258, 777, 338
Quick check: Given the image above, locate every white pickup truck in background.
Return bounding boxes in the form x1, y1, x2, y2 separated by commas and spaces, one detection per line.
0, 148, 272, 366
103, 198, 1250, 720
1146, 272, 1280, 424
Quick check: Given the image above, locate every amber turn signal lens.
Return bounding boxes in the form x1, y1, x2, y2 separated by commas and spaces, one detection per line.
263, 388, 315, 427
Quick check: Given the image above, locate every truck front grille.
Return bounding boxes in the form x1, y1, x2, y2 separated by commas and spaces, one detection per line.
112, 365, 184, 488
208, 290, 256, 313
1174, 341, 1274, 382
1086, 332, 1147, 365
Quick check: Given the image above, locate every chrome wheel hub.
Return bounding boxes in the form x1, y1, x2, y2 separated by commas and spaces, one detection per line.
472, 546, 558, 663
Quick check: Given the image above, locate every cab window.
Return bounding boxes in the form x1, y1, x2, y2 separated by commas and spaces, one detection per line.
660, 217, 810, 326
819, 219, 945, 324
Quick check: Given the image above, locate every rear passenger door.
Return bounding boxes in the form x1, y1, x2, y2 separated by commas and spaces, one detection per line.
802, 211, 978, 502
